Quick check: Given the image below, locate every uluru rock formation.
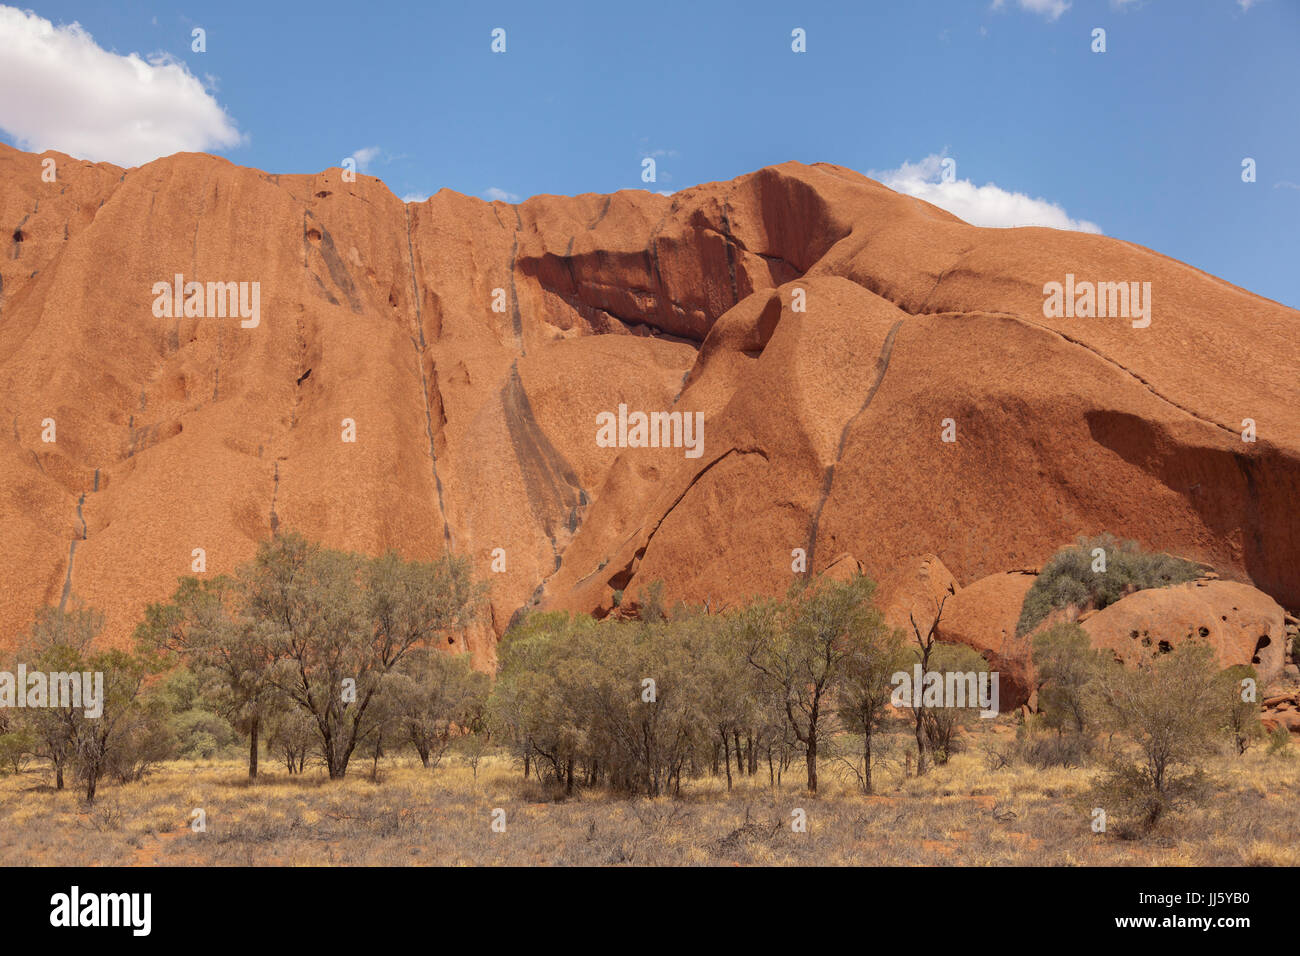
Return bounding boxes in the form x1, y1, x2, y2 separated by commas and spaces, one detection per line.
2, 143, 1298, 667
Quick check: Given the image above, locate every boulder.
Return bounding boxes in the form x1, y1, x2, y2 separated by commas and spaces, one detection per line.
873, 552, 959, 640
1261, 693, 1300, 736
819, 552, 864, 583
1080, 580, 1288, 684
935, 571, 1037, 710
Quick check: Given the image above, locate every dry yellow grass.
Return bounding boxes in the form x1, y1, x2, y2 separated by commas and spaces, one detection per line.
1, 727, 1296, 866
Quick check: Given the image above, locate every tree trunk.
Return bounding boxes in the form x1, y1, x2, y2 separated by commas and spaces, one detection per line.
805, 721, 818, 793
863, 725, 873, 795
328, 749, 347, 779
248, 714, 259, 779
55, 759, 64, 791
721, 732, 733, 791
914, 709, 928, 776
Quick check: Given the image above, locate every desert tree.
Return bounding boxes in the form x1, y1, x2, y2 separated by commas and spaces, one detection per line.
1016, 535, 1200, 637
838, 613, 909, 794
264, 704, 316, 774
72, 646, 158, 803
137, 574, 276, 778
615, 614, 702, 797
1031, 622, 1105, 737
918, 642, 990, 766
698, 611, 762, 790
747, 576, 877, 793
250, 534, 483, 779
18, 603, 162, 802
1220, 663, 1262, 756
13, 604, 104, 790
907, 593, 948, 776
490, 611, 592, 786
458, 686, 493, 781
1092, 641, 1234, 833
388, 648, 488, 772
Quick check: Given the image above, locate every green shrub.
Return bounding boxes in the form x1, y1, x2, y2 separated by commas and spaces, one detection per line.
1017, 534, 1200, 637
1031, 622, 1105, 735
1221, 664, 1262, 755
918, 642, 990, 765
1266, 726, 1294, 757
158, 667, 237, 760
0, 730, 35, 774
1090, 641, 1231, 835
1016, 726, 1093, 768
1091, 761, 1210, 839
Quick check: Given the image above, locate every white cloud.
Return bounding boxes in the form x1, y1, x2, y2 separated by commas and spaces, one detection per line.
990, 0, 1071, 20
1274, 180, 1300, 191
0, 6, 241, 167
871, 153, 1102, 234
1238, 0, 1260, 11
349, 146, 381, 174
400, 191, 430, 203
484, 186, 520, 203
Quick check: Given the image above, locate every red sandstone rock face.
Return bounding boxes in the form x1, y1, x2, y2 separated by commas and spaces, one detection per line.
1080, 579, 1287, 685
875, 553, 958, 639
1262, 693, 1300, 735
935, 571, 1037, 709
1, 145, 1298, 665
931, 571, 1288, 711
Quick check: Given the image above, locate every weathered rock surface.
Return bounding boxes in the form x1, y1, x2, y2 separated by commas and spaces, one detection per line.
2, 144, 1298, 665
934, 571, 1037, 709
875, 553, 959, 639
1080, 579, 1288, 684
1262, 692, 1300, 735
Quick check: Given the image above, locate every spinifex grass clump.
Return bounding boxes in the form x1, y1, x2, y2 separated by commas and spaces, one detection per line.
1016, 534, 1201, 638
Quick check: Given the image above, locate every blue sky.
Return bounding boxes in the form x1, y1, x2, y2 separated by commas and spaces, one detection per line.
1, 0, 1297, 307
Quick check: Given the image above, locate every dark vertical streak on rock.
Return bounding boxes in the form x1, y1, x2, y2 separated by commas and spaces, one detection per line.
269, 461, 281, 535
60, 469, 98, 611
501, 361, 587, 571
405, 204, 453, 550
213, 326, 223, 402
805, 319, 905, 576
58, 541, 77, 612
508, 207, 525, 355
720, 200, 740, 307
304, 213, 362, 313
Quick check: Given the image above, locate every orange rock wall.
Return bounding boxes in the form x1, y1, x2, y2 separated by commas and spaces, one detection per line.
2, 146, 1297, 664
